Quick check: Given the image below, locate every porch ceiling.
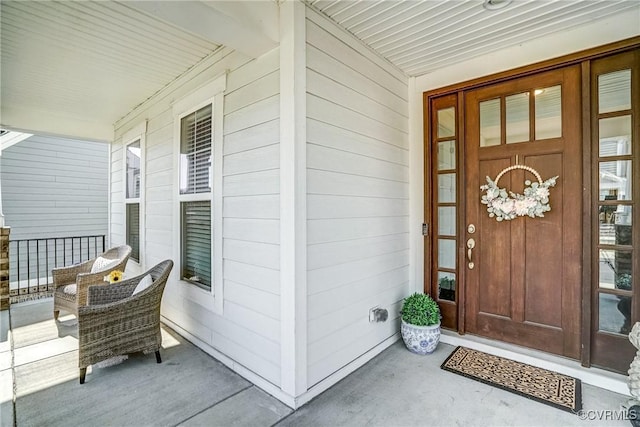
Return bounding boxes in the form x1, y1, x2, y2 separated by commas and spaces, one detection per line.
1, 1, 638, 142
0, 0, 278, 142
306, 0, 639, 77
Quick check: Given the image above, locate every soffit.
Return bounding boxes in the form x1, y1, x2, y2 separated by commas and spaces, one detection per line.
1, 0, 638, 142
0, 0, 221, 139
306, 0, 640, 77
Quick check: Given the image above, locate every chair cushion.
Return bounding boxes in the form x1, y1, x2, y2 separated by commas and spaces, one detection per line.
132, 274, 153, 295
55, 284, 77, 302
90, 256, 120, 274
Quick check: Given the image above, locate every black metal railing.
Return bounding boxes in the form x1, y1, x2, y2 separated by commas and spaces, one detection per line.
9, 235, 106, 302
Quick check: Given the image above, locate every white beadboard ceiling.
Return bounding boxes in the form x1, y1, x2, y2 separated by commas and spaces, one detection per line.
0, 0, 224, 140
1, 0, 638, 141
306, 0, 639, 76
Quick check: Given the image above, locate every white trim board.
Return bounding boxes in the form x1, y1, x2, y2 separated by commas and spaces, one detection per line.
161, 316, 401, 410
161, 317, 297, 408
440, 331, 629, 396
279, 0, 308, 398
297, 333, 401, 408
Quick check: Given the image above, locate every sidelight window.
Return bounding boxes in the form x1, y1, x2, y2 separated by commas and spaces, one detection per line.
432, 96, 458, 306
595, 67, 634, 336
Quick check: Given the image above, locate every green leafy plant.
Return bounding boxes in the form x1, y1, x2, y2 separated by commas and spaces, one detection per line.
616, 273, 632, 291
438, 276, 455, 290
401, 293, 440, 326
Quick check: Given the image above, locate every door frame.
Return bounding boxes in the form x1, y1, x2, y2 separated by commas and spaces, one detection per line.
423, 36, 640, 368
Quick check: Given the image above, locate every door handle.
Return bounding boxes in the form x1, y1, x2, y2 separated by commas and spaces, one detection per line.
467, 238, 476, 269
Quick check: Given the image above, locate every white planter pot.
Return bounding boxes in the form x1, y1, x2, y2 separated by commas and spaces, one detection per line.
401, 320, 441, 355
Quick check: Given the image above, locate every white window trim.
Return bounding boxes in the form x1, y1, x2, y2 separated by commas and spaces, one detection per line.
123, 121, 147, 270
172, 73, 225, 315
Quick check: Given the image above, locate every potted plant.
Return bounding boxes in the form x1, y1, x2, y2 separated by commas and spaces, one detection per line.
400, 292, 441, 355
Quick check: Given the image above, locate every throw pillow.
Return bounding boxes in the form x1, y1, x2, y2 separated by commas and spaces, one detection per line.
132, 274, 153, 295
63, 284, 77, 295
90, 256, 120, 274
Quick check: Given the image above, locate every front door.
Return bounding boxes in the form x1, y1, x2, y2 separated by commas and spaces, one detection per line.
463, 66, 583, 358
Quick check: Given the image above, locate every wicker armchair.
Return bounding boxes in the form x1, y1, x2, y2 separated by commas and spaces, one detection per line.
53, 245, 132, 320
77, 259, 173, 384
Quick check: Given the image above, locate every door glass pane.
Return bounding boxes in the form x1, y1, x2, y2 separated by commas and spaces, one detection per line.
599, 69, 631, 114
438, 239, 456, 269
437, 272, 456, 302
599, 205, 632, 244
535, 85, 561, 140
506, 92, 529, 144
599, 249, 632, 290
599, 293, 630, 335
438, 207, 456, 236
599, 160, 632, 201
438, 173, 456, 203
599, 116, 631, 156
438, 140, 456, 170
480, 98, 500, 146
438, 107, 455, 138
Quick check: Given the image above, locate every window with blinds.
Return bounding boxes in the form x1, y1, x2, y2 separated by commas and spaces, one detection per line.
179, 103, 213, 289
125, 138, 142, 263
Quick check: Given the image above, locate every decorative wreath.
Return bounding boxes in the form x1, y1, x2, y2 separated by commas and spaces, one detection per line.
480, 165, 558, 222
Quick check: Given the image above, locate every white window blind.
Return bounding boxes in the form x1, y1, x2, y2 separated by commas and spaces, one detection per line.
126, 204, 140, 262
180, 104, 212, 195
181, 200, 211, 289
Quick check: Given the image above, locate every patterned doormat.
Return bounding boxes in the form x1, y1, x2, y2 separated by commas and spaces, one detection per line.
441, 346, 582, 414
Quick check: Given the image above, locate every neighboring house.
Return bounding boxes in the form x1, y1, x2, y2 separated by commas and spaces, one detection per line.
0, 0, 638, 410
1, 134, 109, 294
1, 134, 108, 240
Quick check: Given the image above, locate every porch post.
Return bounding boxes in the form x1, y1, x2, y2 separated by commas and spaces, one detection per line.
280, 0, 308, 402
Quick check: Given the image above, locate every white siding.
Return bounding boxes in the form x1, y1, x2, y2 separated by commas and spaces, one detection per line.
305, 10, 410, 387
2, 135, 108, 239
112, 47, 281, 386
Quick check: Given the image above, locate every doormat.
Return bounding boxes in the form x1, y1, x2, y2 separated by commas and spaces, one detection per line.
441, 346, 582, 414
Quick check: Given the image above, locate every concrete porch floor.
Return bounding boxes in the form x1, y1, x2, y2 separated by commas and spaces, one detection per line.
0, 299, 631, 427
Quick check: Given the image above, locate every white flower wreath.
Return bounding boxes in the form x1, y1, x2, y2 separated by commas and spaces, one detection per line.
480, 165, 558, 222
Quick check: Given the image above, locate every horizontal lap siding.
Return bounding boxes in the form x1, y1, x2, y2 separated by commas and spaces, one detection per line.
305, 11, 410, 387
221, 47, 281, 385
113, 48, 281, 386
2, 135, 108, 240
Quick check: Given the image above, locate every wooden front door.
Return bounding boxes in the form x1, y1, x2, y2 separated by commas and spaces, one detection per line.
463, 65, 583, 358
